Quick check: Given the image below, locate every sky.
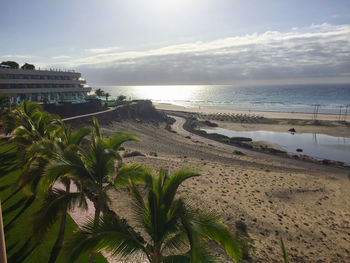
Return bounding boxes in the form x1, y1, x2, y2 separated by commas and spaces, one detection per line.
1, 0, 350, 86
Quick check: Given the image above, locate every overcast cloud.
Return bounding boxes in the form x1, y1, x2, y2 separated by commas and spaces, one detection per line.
69, 24, 350, 85
4, 24, 350, 85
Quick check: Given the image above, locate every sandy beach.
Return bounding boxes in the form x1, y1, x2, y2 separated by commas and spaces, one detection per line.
93, 104, 350, 263
154, 102, 350, 138
154, 102, 349, 122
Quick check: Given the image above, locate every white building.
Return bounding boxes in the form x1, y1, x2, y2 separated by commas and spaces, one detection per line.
0, 67, 92, 103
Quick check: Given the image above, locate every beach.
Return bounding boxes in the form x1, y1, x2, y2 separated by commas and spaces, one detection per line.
93, 103, 350, 263
154, 102, 348, 122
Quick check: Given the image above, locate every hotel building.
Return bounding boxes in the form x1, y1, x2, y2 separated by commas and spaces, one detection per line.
0, 66, 92, 103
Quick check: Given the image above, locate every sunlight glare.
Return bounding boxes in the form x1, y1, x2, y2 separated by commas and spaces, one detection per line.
132, 85, 199, 102
148, 0, 197, 13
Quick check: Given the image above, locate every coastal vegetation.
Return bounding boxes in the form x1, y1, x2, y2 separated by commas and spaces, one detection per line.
0, 61, 35, 70
0, 101, 245, 262
67, 168, 242, 262
0, 61, 19, 69
21, 63, 35, 70
93, 88, 127, 107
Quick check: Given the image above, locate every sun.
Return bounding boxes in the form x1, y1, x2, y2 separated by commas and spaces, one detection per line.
147, 0, 196, 13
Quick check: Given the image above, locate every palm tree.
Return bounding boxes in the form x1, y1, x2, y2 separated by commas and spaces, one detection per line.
2, 102, 91, 263
30, 124, 91, 263
0, 95, 16, 134
31, 182, 88, 263
95, 89, 105, 98
3, 101, 60, 209
116, 95, 126, 104
105, 92, 110, 102
66, 168, 242, 263
4, 101, 60, 203
1, 102, 71, 261
46, 118, 139, 262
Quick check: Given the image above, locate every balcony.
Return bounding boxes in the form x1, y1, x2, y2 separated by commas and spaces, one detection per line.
0, 78, 86, 85
0, 86, 92, 94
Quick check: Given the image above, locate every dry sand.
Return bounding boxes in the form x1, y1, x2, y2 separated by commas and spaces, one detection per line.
154, 102, 348, 122
96, 116, 350, 263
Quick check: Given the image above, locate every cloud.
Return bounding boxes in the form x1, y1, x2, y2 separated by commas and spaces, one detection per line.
51, 55, 71, 59
10, 23, 349, 85
0, 54, 36, 59
85, 46, 120, 54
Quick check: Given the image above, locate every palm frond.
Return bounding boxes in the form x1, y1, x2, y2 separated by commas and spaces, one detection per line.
280, 238, 289, 263
106, 131, 139, 151
69, 126, 90, 145
114, 164, 153, 187
188, 208, 242, 262
65, 214, 146, 262
163, 169, 200, 211
161, 230, 188, 253
92, 117, 102, 139
31, 188, 87, 241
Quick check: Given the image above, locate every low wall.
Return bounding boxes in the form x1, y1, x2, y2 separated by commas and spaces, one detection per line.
43, 99, 104, 118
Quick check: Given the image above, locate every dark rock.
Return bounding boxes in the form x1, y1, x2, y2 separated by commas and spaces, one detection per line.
233, 150, 245, 156
296, 148, 303, 152
266, 147, 286, 154
119, 146, 125, 151
288, 128, 296, 133
322, 159, 331, 165
149, 152, 158, 157
230, 137, 252, 142
185, 136, 191, 139
123, 151, 145, 158
166, 116, 176, 124
204, 120, 218, 127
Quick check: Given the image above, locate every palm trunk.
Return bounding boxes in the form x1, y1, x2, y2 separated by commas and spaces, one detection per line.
88, 201, 101, 263
149, 246, 163, 263
48, 181, 70, 263
48, 211, 67, 263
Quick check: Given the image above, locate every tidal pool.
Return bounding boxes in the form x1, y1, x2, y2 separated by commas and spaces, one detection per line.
201, 128, 350, 164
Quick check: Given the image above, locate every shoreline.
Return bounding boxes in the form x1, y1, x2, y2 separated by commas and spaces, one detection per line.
154, 102, 350, 139
154, 102, 348, 121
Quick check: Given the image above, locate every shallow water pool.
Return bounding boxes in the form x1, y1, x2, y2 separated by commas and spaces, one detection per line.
201, 128, 350, 164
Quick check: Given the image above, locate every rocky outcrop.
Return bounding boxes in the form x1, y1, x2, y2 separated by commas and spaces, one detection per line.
114, 100, 169, 122
64, 100, 171, 127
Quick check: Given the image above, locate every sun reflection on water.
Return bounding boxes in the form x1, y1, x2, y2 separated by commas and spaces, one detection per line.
129, 85, 200, 102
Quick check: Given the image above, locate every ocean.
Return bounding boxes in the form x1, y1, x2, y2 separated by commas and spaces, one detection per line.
97, 84, 350, 115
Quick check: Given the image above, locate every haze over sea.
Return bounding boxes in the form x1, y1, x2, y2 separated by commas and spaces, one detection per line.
98, 84, 350, 115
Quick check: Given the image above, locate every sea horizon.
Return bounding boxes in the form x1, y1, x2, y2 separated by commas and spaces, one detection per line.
95, 83, 350, 115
